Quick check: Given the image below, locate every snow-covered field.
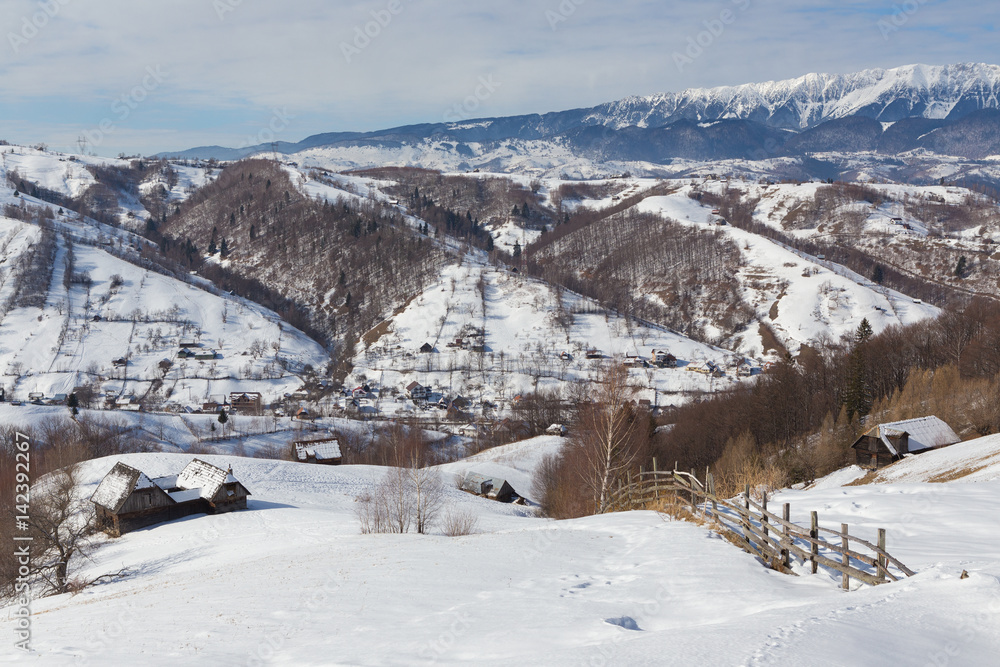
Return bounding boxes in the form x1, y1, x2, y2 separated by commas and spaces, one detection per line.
352, 254, 744, 412
5, 434, 1000, 665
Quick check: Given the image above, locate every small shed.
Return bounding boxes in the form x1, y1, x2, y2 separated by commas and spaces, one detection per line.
419, 343, 434, 354
851, 416, 961, 469
294, 438, 342, 465
459, 471, 518, 503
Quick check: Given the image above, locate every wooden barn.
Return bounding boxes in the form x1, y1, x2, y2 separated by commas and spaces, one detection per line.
293, 438, 342, 466
459, 471, 518, 503
851, 416, 961, 470
91, 459, 251, 537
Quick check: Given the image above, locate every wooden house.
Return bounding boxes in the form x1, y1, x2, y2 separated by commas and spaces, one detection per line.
419, 343, 434, 354
851, 416, 961, 470
459, 472, 518, 503
230, 391, 263, 416
585, 349, 603, 360
293, 438, 342, 465
91, 459, 251, 537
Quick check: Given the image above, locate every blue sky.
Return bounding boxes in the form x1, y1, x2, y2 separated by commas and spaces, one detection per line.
0, 0, 996, 155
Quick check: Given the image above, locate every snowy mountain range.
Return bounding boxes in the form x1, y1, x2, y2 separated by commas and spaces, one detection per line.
163, 63, 1000, 164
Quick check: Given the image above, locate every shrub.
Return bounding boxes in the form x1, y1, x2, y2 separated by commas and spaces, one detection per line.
442, 508, 479, 537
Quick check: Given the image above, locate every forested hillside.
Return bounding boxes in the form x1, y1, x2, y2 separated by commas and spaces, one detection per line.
161, 160, 447, 362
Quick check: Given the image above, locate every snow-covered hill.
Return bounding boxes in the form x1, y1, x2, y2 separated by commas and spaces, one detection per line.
636, 186, 940, 355
0, 213, 328, 407
351, 254, 745, 412
4, 446, 1000, 665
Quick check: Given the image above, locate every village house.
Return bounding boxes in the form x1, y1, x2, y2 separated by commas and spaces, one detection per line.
459, 471, 519, 503
851, 416, 961, 469
293, 438, 343, 465
419, 343, 434, 354
624, 356, 647, 368
651, 350, 677, 368
406, 381, 431, 401
230, 392, 263, 416
91, 459, 251, 537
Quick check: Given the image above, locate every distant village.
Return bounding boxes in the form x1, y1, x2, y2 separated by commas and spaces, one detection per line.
5, 335, 764, 442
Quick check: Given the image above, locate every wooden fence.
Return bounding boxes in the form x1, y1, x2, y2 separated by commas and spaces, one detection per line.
606, 464, 915, 590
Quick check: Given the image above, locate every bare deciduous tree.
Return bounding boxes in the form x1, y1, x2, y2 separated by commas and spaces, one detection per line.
574, 364, 646, 514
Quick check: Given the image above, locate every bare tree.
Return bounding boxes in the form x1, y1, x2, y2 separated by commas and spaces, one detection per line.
24, 465, 126, 596
573, 364, 646, 514
408, 467, 444, 534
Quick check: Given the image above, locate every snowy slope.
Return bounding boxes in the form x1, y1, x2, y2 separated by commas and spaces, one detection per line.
352, 254, 745, 412
636, 187, 940, 355
0, 215, 328, 407
862, 433, 1000, 485
4, 451, 1000, 665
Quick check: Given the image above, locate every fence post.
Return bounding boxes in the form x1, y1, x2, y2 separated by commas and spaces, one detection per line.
743, 485, 751, 546
810, 511, 819, 575
691, 468, 698, 517
708, 473, 717, 515
878, 528, 887, 581
841, 523, 850, 591
627, 470, 633, 509
761, 491, 769, 540
652, 458, 659, 502
782, 503, 791, 570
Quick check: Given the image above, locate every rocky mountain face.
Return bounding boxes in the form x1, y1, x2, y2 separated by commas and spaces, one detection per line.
161, 63, 1000, 163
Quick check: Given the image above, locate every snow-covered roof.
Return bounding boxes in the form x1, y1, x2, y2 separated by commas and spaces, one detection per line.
91, 462, 157, 512
868, 416, 961, 456
152, 474, 179, 489
294, 439, 342, 462
166, 489, 203, 504
176, 459, 230, 500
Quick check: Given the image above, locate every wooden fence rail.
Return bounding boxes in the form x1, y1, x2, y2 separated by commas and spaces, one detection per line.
607, 465, 914, 590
